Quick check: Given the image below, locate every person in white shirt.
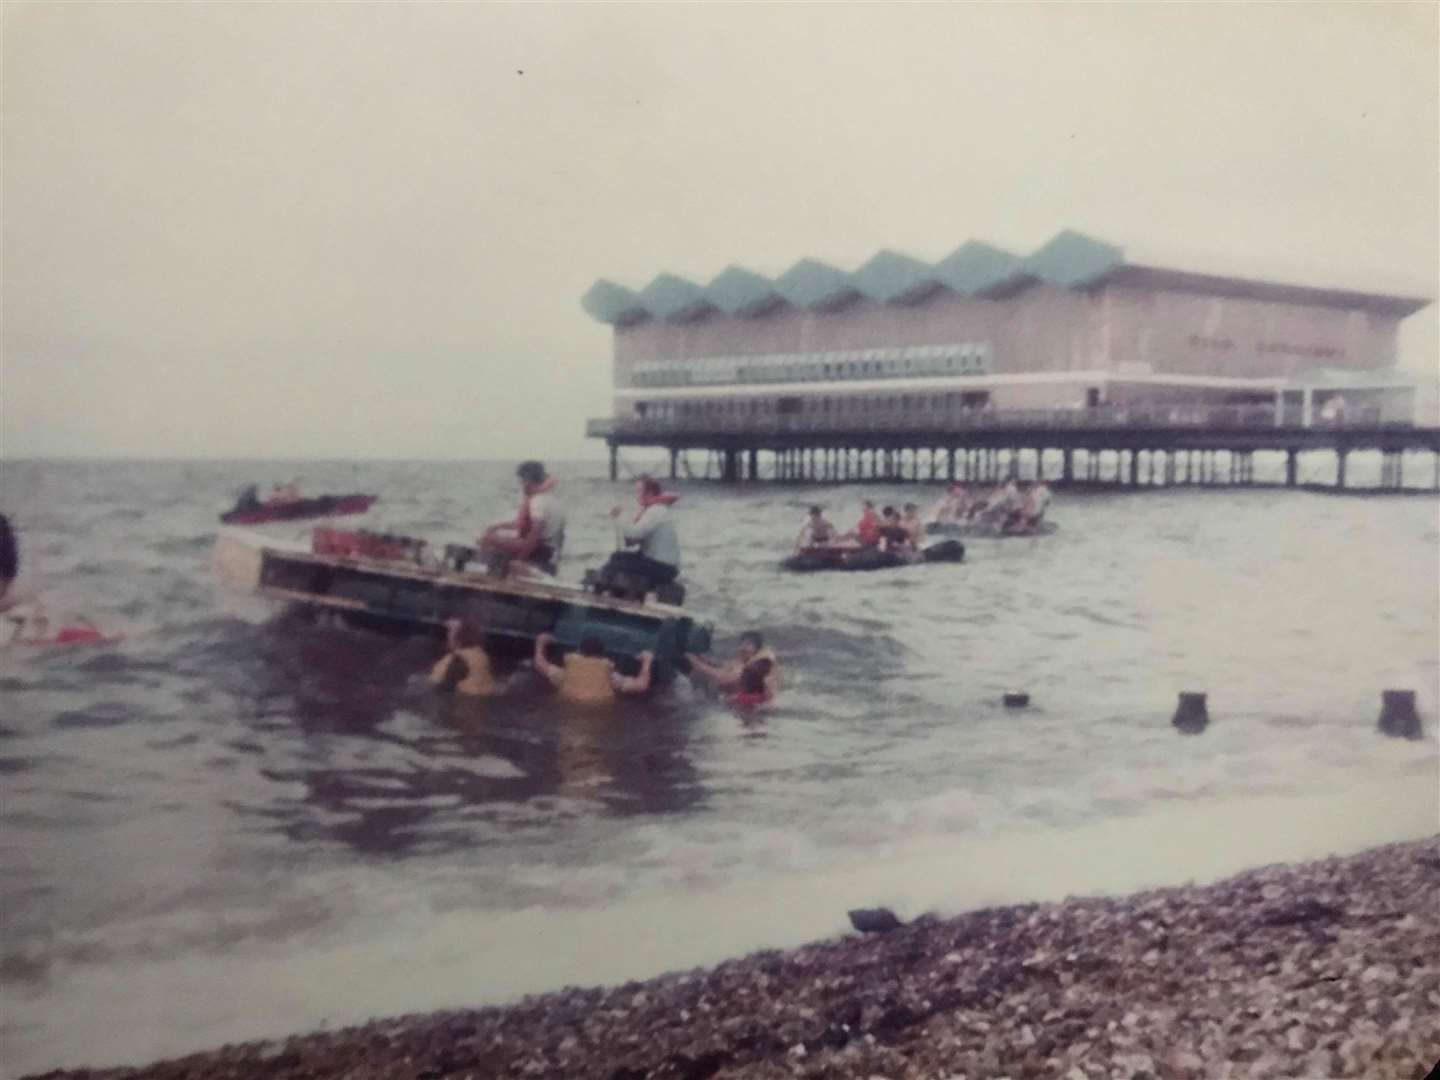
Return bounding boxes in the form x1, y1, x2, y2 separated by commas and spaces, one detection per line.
479, 460, 567, 576
600, 475, 681, 594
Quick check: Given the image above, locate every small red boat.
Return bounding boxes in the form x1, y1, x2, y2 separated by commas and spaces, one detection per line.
220, 493, 378, 526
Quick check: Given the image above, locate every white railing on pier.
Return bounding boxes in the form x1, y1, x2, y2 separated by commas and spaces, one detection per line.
587, 404, 1388, 439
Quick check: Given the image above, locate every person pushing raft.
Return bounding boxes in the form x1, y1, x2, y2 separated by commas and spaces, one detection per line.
686, 631, 782, 710
533, 632, 653, 704
429, 618, 500, 697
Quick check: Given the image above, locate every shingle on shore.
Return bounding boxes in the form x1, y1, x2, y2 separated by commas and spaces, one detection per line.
30, 838, 1440, 1080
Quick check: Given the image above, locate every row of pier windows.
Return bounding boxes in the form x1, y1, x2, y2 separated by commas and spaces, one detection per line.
632, 391, 993, 422
626, 344, 991, 388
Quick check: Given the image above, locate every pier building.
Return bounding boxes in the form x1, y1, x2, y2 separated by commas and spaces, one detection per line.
582, 231, 1437, 490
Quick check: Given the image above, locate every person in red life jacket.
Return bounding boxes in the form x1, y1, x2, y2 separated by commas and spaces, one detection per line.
838, 500, 881, 548
685, 631, 783, 710
479, 460, 567, 576
602, 476, 681, 593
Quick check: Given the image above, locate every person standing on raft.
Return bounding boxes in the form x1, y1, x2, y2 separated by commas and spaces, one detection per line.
604, 476, 681, 593
533, 632, 654, 703
479, 460, 567, 576
686, 631, 782, 710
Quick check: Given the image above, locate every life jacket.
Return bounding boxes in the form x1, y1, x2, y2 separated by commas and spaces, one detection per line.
54, 624, 106, 646
733, 648, 782, 702
430, 648, 497, 696
516, 476, 557, 537
560, 653, 615, 705
633, 491, 680, 522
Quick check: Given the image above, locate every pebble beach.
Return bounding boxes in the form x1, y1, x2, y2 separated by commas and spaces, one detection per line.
31, 837, 1440, 1080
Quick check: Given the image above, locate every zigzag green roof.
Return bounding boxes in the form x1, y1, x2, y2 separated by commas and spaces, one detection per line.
706, 265, 781, 316
582, 230, 1123, 324
775, 259, 858, 310
852, 250, 944, 304
638, 273, 713, 321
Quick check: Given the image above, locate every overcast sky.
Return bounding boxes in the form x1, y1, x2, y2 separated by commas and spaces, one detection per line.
3, 3, 1436, 460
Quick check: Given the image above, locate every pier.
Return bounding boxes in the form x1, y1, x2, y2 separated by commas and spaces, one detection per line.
590, 407, 1440, 493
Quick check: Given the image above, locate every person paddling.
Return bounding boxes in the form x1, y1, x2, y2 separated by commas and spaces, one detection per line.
480, 461, 567, 576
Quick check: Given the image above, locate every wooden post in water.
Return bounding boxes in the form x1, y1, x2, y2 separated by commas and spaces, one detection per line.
608, 442, 619, 482
1336, 449, 1348, 490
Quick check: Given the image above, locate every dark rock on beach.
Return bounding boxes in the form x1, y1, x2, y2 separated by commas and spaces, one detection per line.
847, 907, 905, 934
31, 838, 1440, 1080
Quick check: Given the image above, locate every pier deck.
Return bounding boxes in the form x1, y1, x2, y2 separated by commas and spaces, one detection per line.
589, 409, 1440, 491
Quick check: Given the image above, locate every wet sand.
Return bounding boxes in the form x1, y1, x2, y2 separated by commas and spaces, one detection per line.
29, 837, 1440, 1080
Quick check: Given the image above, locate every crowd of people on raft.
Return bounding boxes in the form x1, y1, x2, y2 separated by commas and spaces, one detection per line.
430, 459, 780, 711
431, 458, 1058, 709
794, 477, 1054, 559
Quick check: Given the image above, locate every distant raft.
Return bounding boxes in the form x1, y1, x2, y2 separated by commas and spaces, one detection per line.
212, 527, 712, 687
219, 494, 378, 526
781, 539, 965, 573
924, 520, 1058, 539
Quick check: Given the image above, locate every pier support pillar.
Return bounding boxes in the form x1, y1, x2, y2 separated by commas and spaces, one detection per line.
1127, 450, 1139, 487
947, 448, 956, 482
1285, 450, 1297, 487
669, 447, 679, 480
1336, 449, 1348, 490
608, 443, 618, 482
1062, 448, 1073, 485
748, 448, 758, 481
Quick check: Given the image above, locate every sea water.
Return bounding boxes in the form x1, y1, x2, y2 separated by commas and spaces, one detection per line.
0, 458, 1435, 1076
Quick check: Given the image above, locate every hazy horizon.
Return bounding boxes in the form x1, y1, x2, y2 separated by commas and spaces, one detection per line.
4, 3, 1437, 460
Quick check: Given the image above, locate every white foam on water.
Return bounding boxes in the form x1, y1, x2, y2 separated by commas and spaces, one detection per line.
3, 773, 1434, 1079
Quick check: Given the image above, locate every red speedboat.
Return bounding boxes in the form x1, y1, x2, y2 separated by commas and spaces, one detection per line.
220, 493, 378, 526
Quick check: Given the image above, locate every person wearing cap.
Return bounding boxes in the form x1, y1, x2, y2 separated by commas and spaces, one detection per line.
479, 460, 567, 576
